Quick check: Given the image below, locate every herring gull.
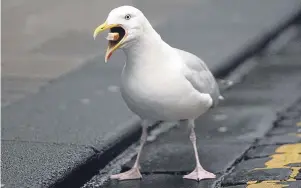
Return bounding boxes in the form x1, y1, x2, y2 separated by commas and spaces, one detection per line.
93, 5, 223, 181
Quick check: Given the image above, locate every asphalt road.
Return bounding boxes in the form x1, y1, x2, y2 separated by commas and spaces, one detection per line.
2, 1, 301, 187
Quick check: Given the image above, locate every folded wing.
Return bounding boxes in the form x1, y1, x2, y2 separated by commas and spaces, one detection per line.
176, 48, 222, 107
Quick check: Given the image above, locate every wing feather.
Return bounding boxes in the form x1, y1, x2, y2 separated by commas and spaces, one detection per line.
176, 48, 221, 107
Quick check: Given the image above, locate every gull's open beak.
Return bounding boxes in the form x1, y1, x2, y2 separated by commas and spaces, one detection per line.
93, 21, 127, 62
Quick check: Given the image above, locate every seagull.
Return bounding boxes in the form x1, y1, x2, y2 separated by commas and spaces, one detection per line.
93, 5, 222, 181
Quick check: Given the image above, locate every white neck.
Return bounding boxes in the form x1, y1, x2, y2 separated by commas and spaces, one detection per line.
122, 20, 172, 69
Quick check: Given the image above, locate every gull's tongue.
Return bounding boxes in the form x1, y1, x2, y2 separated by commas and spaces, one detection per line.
105, 32, 121, 62
106, 32, 119, 41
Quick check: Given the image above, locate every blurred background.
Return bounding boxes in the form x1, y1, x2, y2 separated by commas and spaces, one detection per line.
2, 0, 300, 107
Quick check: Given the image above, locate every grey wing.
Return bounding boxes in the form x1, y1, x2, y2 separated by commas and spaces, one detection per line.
176, 48, 222, 107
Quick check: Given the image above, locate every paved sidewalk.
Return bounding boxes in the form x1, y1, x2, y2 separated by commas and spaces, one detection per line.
222, 100, 301, 187
84, 26, 301, 187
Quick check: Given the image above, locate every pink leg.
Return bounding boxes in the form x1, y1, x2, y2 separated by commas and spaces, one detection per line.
183, 120, 216, 181
110, 123, 148, 180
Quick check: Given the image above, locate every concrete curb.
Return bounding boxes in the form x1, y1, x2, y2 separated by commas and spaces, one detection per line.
49, 117, 141, 188
50, 7, 301, 188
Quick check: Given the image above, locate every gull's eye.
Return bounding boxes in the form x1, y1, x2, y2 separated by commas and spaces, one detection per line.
124, 14, 131, 20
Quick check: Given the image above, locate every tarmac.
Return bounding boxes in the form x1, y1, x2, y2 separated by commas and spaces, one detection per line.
1, 1, 301, 188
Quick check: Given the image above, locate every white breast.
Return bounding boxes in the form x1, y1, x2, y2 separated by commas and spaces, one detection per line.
120, 59, 212, 121
119, 32, 213, 121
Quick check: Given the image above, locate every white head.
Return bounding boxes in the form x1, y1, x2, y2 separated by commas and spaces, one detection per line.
93, 6, 154, 62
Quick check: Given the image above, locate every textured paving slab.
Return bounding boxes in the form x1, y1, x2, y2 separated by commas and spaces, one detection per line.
245, 180, 301, 188
224, 169, 292, 185
1, 140, 95, 188
224, 182, 301, 188
222, 159, 292, 185
218, 35, 301, 188
222, 97, 301, 187
246, 145, 280, 159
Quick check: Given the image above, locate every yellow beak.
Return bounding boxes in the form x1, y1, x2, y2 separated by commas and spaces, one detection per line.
93, 21, 126, 63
